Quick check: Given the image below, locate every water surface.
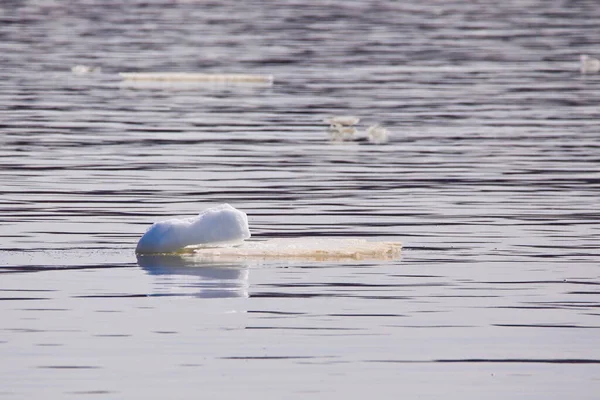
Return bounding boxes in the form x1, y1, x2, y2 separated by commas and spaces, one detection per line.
1, 0, 599, 398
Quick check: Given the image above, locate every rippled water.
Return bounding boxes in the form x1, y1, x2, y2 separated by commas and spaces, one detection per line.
1, 0, 600, 398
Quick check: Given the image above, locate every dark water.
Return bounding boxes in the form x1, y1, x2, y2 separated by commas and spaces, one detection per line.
1, 0, 600, 398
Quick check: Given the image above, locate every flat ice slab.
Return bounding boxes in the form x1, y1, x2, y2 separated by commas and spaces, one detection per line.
136, 204, 251, 254
119, 72, 274, 84
181, 238, 401, 261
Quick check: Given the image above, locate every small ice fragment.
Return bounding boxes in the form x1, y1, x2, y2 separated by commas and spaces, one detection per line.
580, 55, 600, 74
325, 116, 361, 142
328, 124, 358, 141
324, 116, 360, 126
366, 124, 389, 144
136, 204, 251, 254
71, 65, 100, 75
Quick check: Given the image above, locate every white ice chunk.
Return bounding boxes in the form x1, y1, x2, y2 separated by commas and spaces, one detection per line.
71, 65, 101, 75
136, 204, 251, 254
366, 124, 390, 144
580, 55, 600, 74
328, 124, 359, 141
324, 116, 360, 126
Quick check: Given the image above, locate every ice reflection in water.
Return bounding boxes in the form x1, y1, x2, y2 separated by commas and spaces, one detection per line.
137, 254, 250, 298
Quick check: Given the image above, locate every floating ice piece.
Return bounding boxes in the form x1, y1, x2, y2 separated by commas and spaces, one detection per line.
71, 65, 101, 75
328, 124, 358, 141
580, 55, 600, 74
324, 116, 389, 144
119, 72, 274, 84
184, 238, 402, 262
136, 204, 251, 254
324, 116, 360, 126
325, 116, 360, 142
136, 205, 401, 260
366, 124, 390, 144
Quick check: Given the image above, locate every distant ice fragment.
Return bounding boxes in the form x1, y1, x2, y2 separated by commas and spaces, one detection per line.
328, 124, 358, 141
366, 124, 389, 144
324, 116, 360, 126
580, 55, 600, 74
324, 115, 390, 144
325, 116, 361, 142
71, 65, 101, 75
136, 204, 251, 254
119, 72, 274, 84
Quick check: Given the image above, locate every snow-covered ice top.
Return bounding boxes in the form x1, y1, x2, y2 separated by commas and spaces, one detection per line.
136, 204, 250, 254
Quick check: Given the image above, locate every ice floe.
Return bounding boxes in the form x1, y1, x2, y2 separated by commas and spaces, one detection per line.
135, 205, 401, 260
